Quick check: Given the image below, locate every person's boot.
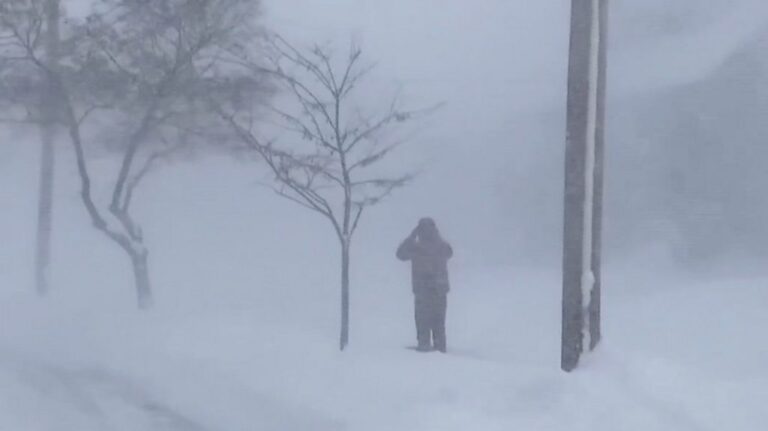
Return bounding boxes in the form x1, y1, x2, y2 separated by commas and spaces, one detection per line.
433, 340, 446, 353
433, 331, 447, 353
415, 344, 433, 352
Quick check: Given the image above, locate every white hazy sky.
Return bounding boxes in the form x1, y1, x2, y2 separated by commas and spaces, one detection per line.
63, 0, 768, 134
265, 0, 768, 108
55, 0, 768, 265
262, 0, 768, 252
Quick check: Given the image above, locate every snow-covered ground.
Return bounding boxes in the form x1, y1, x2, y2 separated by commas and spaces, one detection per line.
1, 259, 766, 430
1, 145, 767, 430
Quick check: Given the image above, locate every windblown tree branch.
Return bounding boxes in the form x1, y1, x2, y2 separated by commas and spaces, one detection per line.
0, 0, 47, 122
221, 37, 436, 350
1, 0, 267, 307
71, 0, 266, 308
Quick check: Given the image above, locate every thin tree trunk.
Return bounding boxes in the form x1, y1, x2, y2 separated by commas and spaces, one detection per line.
339, 241, 350, 350
35, 129, 54, 295
130, 250, 152, 309
34, 0, 60, 296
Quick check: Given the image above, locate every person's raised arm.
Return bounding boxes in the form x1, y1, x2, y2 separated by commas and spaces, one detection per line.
396, 228, 419, 261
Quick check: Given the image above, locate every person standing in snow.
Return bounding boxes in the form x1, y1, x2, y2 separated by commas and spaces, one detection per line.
397, 218, 453, 353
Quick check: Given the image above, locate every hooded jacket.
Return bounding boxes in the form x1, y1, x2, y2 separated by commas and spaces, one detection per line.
397, 235, 453, 293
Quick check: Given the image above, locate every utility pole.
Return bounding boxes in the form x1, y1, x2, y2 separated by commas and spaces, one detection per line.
35, 0, 60, 296
561, 0, 608, 372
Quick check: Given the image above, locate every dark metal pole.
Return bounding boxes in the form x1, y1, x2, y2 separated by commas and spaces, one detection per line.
561, 0, 608, 372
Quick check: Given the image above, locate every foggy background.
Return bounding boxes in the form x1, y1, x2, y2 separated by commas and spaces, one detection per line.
3, 0, 768, 305
264, 0, 768, 272
0, 0, 766, 307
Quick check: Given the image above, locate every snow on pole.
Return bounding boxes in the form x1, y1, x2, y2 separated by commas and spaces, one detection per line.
561, 0, 608, 373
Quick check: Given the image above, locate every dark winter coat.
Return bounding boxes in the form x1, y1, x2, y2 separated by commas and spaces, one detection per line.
397, 236, 453, 293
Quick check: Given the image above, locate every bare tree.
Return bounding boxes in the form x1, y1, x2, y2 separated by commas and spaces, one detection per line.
1, 0, 264, 307
0, 0, 59, 295
221, 37, 433, 350
75, 0, 265, 308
